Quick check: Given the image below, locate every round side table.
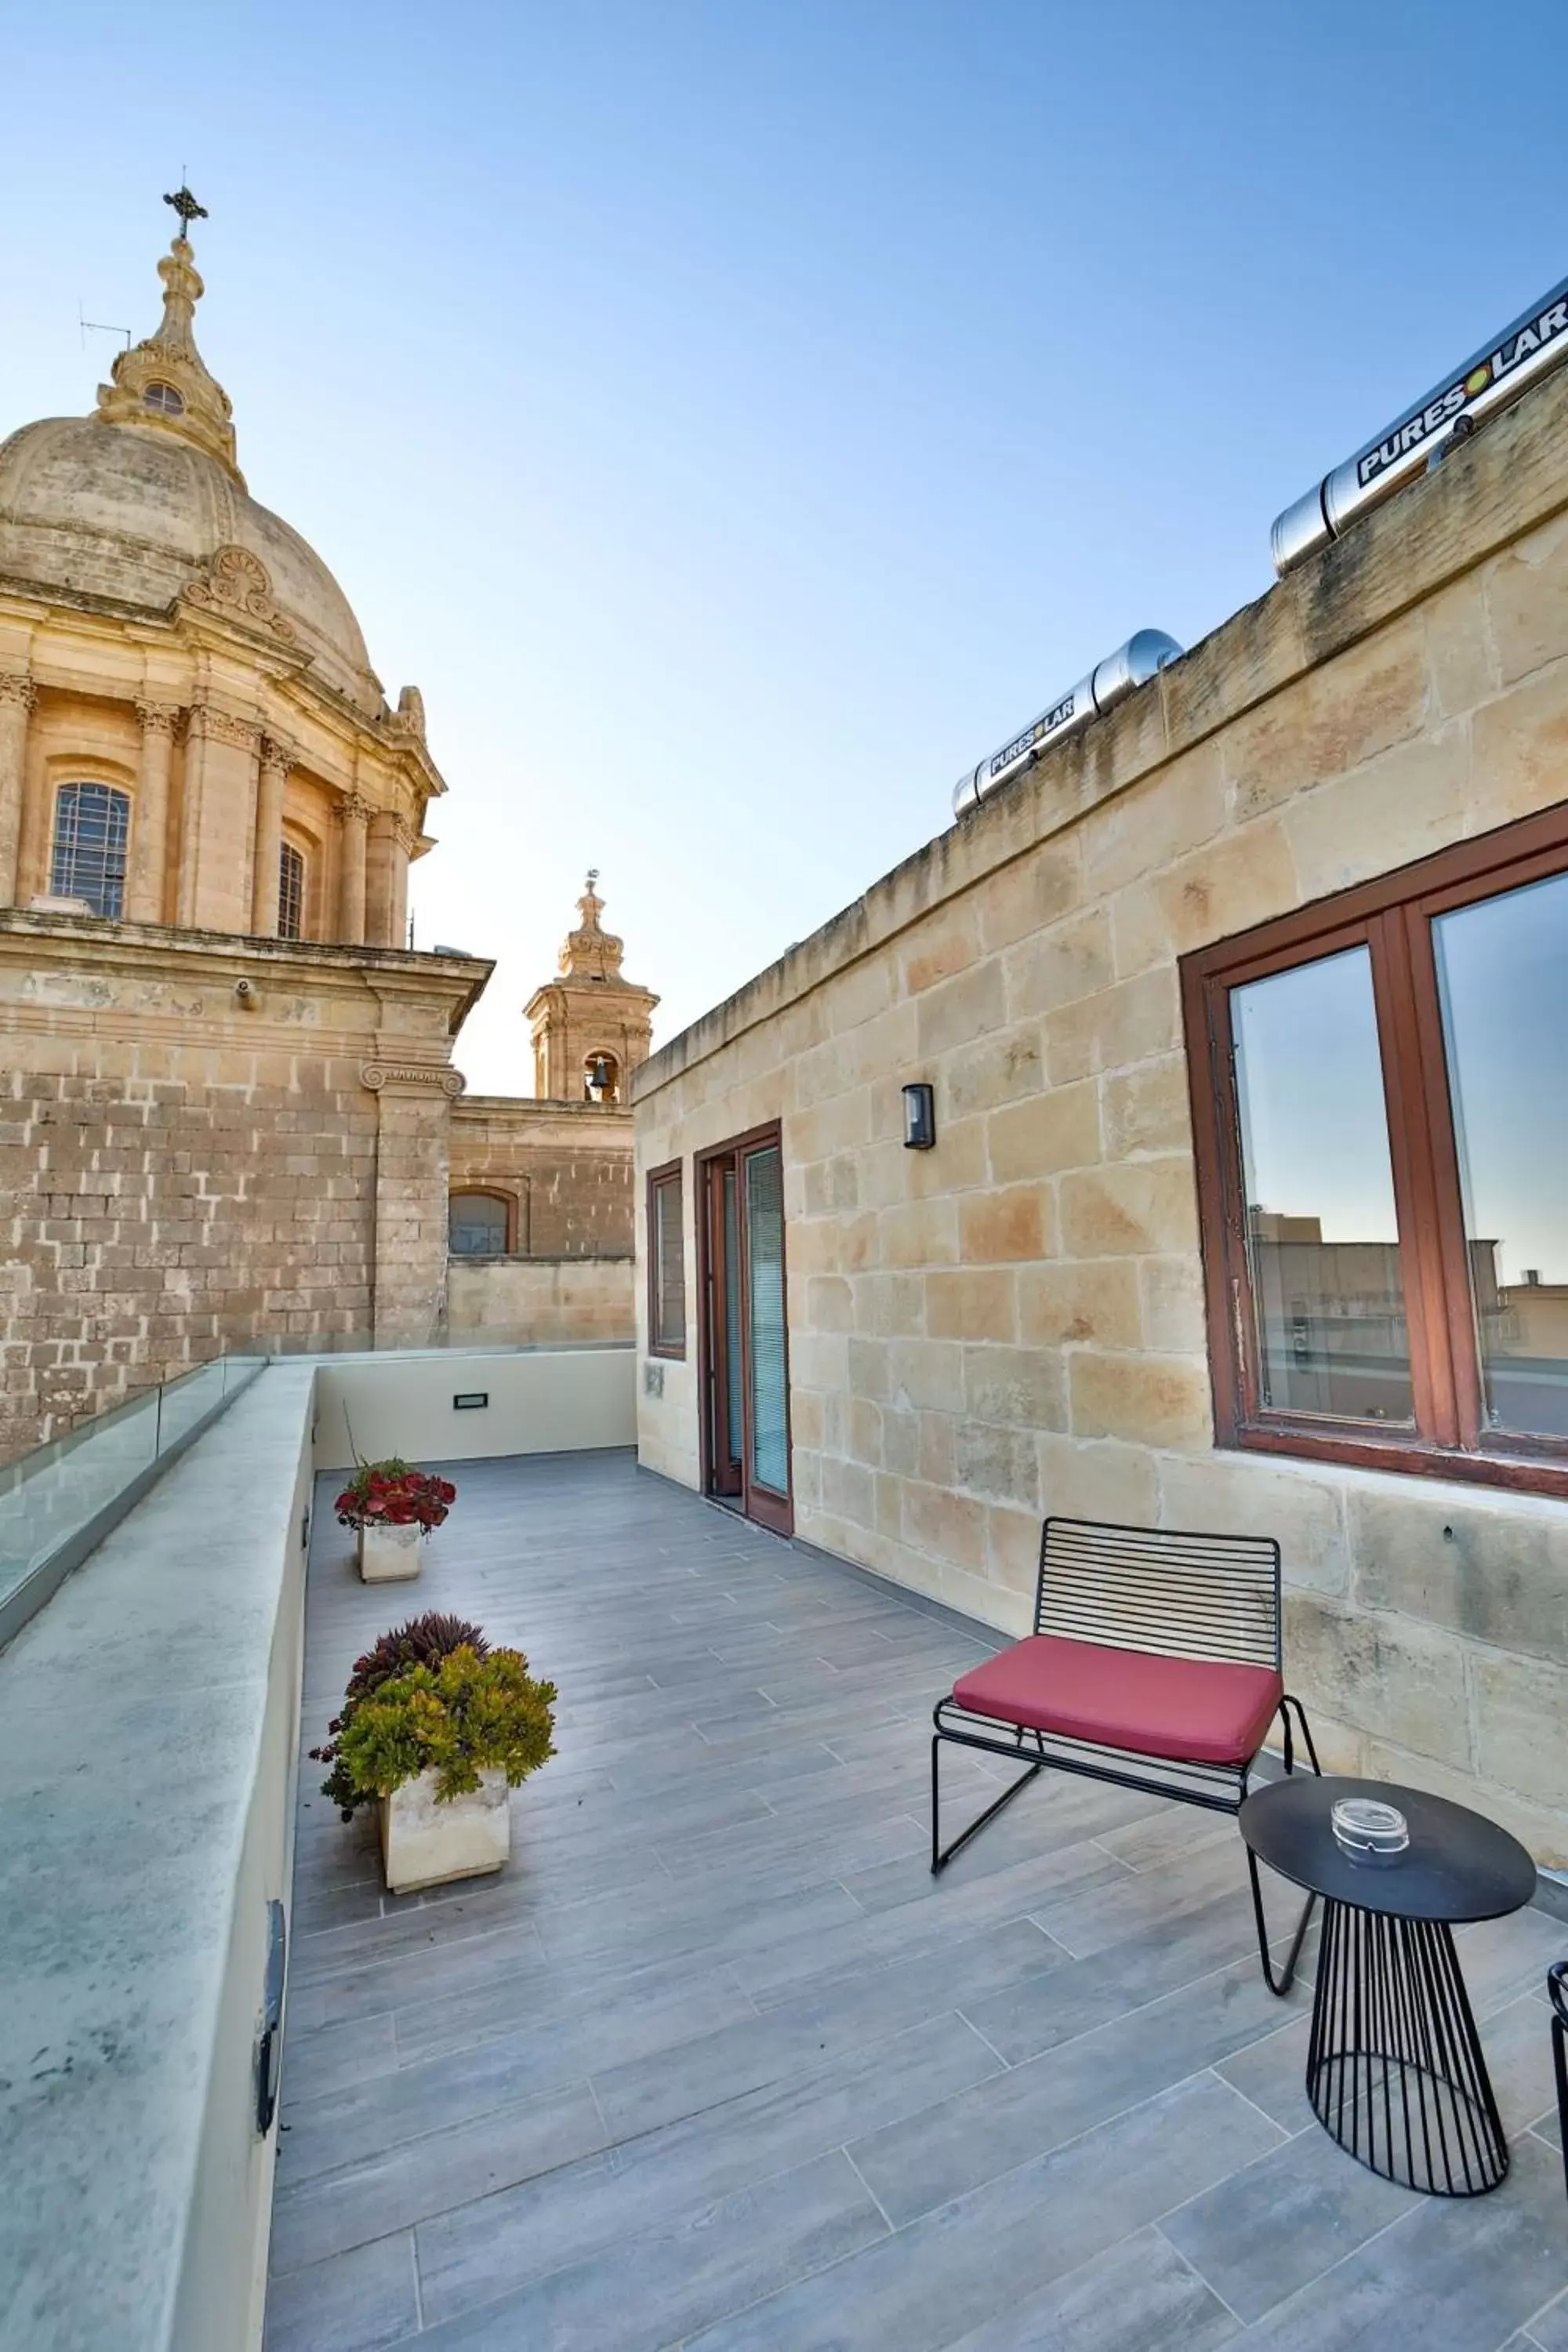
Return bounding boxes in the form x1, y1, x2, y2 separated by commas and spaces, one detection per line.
1240, 1774, 1536, 2197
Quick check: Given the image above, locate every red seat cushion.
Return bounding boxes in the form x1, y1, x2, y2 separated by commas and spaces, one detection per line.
950, 1635, 1283, 1767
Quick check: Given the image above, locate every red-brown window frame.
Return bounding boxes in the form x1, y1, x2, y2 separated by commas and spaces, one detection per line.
646, 1160, 686, 1359
1182, 801, 1568, 1501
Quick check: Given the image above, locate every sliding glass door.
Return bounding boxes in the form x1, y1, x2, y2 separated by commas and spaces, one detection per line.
700, 1127, 792, 1533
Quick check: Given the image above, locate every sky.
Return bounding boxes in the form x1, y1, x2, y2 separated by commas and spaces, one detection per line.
2, 0, 1566, 1094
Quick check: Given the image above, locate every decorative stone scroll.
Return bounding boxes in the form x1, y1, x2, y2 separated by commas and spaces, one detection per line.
361, 1060, 466, 1098
135, 698, 183, 737
183, 545, 296, 644
0, 672, 37, 713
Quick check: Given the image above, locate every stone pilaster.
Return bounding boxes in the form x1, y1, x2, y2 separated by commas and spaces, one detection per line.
250, 734, 293, 935
129, 700, 180, 924
359, 1058, 465, 1345
0, 673, 36, 909
177, 705, 261, 931
365, 812, 416, 949
335, 791, 372, 945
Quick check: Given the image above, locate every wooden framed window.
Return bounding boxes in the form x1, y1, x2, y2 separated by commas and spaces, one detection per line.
1183, 803, 1568, 1498
647, 1161, 686, 1357
448, 1190, 514, 1257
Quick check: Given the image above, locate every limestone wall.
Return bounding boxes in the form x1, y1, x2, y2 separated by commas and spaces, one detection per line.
0, 915, 488, 1458
633, 365, 1568, 1863
448, 1096, 634, 1258
445, 1254, 636, 1347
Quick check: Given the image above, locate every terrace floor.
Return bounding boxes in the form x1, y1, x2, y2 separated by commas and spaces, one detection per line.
265, 1450, 1568, 2352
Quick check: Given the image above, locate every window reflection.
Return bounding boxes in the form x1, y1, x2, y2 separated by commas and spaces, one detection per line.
1436, 869, 1568, 1437
1232, 946, 1414, 1421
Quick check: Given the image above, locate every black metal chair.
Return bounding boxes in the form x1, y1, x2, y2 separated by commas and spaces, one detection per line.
931, 1514, 1321, 1993
1550, 1960, 1568, 2200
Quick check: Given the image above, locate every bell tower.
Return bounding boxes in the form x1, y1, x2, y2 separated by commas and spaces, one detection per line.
524, 873, 658, 1103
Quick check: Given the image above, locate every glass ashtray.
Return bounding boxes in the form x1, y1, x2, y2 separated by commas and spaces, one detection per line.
1330, 1795, 1410, 1867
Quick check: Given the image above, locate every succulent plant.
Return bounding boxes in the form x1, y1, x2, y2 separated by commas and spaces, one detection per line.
311, 1610, 490, 1818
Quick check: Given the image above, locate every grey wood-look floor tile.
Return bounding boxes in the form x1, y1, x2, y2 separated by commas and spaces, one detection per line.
278, 1962, 753, 2183
1160, 2119, 1418, 2322
682, 2073, 1283, 2352
287, 1917, 550, 2034
1032, 1832, 1259, 1958
263, 2232, 419, 2351
736, 1841, 1108, 2011
592, 1915, 1061, 2141
416, 2011, 1001, 2326
960, 1886, 1265, 2065
279, 2010, 397, 2109
938, 2223, 1240, 2352
1221, 2131, 1568, 2351
388, 1935, 755, 2070
270, 2078, 607, 2274
1523, 2285, 1568, 2349
852, 1947, 1304, 2225
412, 2149, 888, 2350
844, 1778, 1157, 1915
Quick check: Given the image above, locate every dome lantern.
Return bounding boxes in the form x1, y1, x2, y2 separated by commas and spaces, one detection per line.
93, 190, 242, 486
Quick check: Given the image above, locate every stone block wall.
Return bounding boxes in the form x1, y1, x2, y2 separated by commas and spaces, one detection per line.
448, 1097, 634, 1258
445, 1255, 635, 1347
0, 915, 488, 1458
634, 366, 1568, 1862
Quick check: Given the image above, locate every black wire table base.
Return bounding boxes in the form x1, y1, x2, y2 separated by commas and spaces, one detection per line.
1307, 1896, 1509, 2197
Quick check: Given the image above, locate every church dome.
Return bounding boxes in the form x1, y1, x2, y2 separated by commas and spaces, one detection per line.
0, 212, 386, 720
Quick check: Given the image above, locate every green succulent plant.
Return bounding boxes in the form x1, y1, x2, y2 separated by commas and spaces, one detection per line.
333, 1646, 557, 1809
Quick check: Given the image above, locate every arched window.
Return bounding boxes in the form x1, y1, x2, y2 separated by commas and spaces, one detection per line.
584, 1051, 622, 1103
143, 383, 185, 418
50, 782, 130, 918
448, 1192, 512, 1257
278, 841, 306, 940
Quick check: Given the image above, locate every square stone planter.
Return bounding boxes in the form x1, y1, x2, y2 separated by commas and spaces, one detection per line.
379, 1767, 510, 1894
357, 1521, 423, 1582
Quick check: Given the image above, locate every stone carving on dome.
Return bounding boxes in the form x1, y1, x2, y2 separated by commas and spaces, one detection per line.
183, 545, 296, 643
393, 685, 426, 739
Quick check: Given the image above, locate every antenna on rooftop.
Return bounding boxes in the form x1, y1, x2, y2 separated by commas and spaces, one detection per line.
78, 303, 132, 351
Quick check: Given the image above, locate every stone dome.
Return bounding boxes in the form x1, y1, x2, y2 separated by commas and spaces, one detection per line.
0, 225, 387, 720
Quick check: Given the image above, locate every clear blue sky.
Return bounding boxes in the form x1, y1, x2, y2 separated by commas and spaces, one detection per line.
2, 1, 1564, 1092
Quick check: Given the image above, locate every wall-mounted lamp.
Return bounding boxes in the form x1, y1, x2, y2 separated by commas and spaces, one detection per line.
902, 1081, 936, 1150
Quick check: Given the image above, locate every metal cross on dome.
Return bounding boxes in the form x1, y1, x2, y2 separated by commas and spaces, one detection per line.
163, 185, 209, 237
